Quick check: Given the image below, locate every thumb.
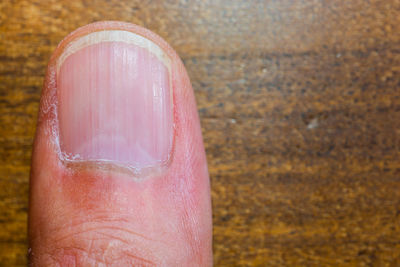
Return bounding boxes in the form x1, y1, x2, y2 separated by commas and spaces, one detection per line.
29, 21, 212, 266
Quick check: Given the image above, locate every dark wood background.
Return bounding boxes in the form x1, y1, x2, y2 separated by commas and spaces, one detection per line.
1, 0, 400, 266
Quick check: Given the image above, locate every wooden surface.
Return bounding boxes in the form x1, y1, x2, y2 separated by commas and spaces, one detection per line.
1, 0, 400, 266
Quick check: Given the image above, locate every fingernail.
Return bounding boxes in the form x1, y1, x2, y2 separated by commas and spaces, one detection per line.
57, 30, 173, 172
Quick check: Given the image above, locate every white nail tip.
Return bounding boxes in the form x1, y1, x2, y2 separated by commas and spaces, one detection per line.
57, 30, 171, 73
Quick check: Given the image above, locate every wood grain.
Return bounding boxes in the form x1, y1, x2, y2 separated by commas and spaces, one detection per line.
1, 0, 400, 266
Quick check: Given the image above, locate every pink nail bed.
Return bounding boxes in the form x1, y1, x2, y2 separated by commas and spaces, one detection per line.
57, 31, 173, 172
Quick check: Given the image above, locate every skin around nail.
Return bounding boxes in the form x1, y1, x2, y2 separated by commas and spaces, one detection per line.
29, 21, 212, 266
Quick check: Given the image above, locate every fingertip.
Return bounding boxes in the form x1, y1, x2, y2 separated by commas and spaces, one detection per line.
30, 21, 212, 266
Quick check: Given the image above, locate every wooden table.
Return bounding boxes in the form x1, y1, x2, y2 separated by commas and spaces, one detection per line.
1, 0, 400, 265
